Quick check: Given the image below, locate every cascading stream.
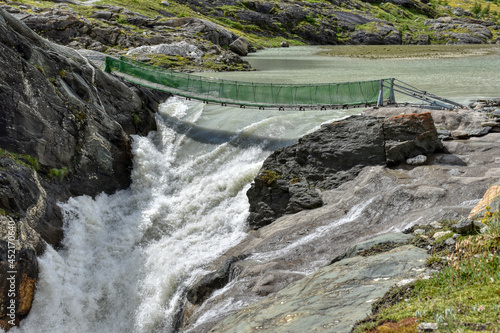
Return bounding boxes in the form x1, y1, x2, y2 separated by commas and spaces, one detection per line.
9, 97, 349, 333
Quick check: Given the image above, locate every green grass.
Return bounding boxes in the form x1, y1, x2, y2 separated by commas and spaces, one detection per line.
0, 148, 39, 171
355, 209, 500, 332
318, 44, 500, 59
48, 167, 70, 181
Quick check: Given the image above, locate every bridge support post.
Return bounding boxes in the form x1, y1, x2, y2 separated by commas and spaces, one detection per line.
389, 78, 396, 104
377, 80, 384, 107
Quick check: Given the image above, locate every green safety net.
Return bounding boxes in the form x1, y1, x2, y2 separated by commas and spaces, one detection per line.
105, 56, 394, 108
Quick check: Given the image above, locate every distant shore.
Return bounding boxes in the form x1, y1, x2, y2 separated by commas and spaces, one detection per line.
318, 44, 500, 59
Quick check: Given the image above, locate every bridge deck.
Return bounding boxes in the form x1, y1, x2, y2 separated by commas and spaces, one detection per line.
105, 56, 394, 110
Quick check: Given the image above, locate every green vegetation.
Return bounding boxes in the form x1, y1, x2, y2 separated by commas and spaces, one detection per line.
319, 44, 500, 59
48, 167, 70, 181
354, 209, 500, 332
261, 170, 280, 186
0, 148, 39, 171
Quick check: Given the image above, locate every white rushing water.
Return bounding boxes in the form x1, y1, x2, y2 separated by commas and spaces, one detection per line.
9, 97, 349, 333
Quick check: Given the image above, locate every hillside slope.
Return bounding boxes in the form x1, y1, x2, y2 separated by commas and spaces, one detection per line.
1, 0, 499, 71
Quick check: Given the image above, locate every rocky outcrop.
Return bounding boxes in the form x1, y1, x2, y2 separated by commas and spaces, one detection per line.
351, 23, 402, 45
186, 255, 248, 305
2, 4, 251, 71
424, 17, 495, 44
0, 8, 167, 329
127, 41, 204, 59
246, 113, 442, 229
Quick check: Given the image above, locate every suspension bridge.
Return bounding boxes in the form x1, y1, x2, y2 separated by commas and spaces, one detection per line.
104, 56, 462, 110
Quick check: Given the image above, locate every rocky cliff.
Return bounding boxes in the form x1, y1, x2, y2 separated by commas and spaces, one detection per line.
181, 105, 500, 332
0, 8, 168, 330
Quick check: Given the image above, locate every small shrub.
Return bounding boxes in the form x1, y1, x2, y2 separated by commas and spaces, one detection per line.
261, 170, 279, 186
471, 1, 482, 16
48, 167, 69, 181
304, 12, 317, 25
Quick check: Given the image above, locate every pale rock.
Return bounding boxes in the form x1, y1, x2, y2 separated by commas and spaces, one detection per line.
407, 155, 427, 165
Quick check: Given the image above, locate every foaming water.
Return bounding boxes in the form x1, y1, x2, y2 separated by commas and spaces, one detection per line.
10, 97, 347, 333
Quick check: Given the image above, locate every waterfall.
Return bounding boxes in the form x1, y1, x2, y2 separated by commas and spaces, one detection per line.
9, 97, 349, 333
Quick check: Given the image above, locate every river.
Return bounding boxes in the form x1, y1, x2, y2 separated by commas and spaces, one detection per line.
8, 46, 500, 333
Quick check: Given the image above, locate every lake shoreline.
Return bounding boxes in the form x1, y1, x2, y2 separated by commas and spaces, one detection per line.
317, 44, 500, 59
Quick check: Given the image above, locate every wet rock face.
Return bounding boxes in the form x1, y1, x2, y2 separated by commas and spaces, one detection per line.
246, 113, 442, 229
208, 245, 430, 333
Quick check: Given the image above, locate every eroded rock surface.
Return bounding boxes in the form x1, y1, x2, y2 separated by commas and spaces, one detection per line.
209, 245, 430, 333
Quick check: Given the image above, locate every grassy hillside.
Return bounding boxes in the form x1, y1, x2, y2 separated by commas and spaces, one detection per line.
4, 0, 500, 48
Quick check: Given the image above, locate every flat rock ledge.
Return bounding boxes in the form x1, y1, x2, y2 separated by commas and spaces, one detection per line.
208, 243, 430, 333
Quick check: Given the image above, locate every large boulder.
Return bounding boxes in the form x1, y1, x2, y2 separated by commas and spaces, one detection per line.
127, 41, 204, 59
384, 112, 443, 165
246, 113, 442, 229
229, 37, 252, 56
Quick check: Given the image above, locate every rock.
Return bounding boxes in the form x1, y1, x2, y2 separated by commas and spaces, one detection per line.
451, 129, 469, 139
430, 221, 442, 229
229, 37, 252, 56
414, 229, 426, 235
351, 23, 402, 45
451, 217, 475, 234
437, 129, 452, 140
424, 18, 493, 44
184, 112, 500, 332
383, 113, 443, 166
247, 113, 442, 229
186, 255, 248, 305
246, 116, 385, 229
444, 237, 455, 245
0, 216, 38, 331
280, 41, 290, 47
407, 155, 427, 165
330, 233, 413, 264
417, 322, 439, 332
161, 1, 169, 6
127, 41, 204, 59
433, 231, 451, 240
467, 127, 491, 137
469, 184, 500, 219
91, 11, 114, 20
163, 17, 239, 47
208, 246, 430, 333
